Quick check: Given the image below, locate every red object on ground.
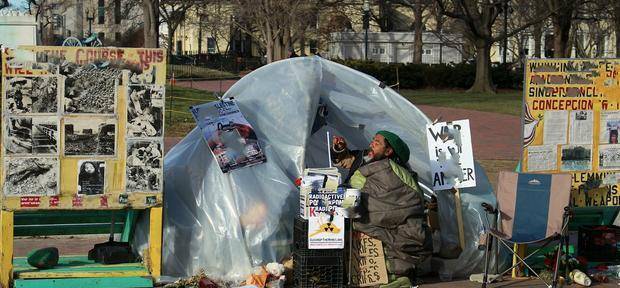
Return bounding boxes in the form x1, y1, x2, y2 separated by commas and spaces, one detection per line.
294, 177, 302, 187
198, 277, 218, 288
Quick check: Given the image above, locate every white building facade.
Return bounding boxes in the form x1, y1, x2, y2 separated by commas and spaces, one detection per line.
329, 32, 463, 64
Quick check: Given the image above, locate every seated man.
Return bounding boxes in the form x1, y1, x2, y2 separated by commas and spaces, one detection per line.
332, 131, 432, 284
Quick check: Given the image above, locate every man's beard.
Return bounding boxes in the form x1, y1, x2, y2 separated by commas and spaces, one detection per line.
364, 150, 388, 163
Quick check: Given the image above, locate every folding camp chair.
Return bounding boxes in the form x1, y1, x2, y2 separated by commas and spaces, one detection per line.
481, 171, 572, 288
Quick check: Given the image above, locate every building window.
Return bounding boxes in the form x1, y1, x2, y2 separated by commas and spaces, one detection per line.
423, 49, 432, 55
115, 32, 121, 43
98, 0, 105, 24
372, 47, 385, 54
99, 32, 105, 42
114, 0, 121, 24
207, 37, 216, 53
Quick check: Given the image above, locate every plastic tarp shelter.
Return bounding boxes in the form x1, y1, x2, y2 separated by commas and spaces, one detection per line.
149, 56, 500, 281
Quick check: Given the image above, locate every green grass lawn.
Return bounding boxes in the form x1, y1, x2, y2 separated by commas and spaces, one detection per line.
399, 89, 522, 116
167, 64, 238, 79
165, 85, 217, 137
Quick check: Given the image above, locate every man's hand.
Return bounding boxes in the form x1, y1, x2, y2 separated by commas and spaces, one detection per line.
333, 135, 347, 151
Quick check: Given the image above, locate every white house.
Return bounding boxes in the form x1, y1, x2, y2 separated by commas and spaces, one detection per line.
329, 31, 463, 64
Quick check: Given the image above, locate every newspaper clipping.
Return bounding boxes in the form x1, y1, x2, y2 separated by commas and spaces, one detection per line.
190, 100, 266, 173
527, 145, 557, 172
569, 110, 593, 144
4, 157, 58, 196
543, 110, 568, 145
600, 111, 620, 144
599, 145, 620, 170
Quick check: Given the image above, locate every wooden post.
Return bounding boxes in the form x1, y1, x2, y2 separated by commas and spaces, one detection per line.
0, 210, 14, 288
148, 207, 163, 278
453, 189, 466, 249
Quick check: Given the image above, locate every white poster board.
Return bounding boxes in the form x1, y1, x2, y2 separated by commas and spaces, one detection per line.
308, 213, 345, 249
426, 119, 476, 190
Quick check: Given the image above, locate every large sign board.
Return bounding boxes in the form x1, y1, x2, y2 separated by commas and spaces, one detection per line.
0, 46, 166, 210
522, 59, 620, 207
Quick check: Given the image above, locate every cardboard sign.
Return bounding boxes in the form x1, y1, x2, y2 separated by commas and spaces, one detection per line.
350, 232, 388, 287
426, 119, 476, 190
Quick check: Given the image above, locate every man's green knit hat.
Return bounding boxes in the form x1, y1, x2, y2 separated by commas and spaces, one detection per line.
376, 130, 410, 164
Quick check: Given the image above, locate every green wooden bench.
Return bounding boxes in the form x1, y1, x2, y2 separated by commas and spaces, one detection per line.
9, 210, 155, 288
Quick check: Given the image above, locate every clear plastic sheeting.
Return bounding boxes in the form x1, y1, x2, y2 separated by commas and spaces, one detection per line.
142, 56, 502, 281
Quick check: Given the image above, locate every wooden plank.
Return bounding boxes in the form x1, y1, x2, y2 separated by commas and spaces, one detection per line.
15, 223, 124, 237
13, 256, 149, 279
453, 189, 466, 250
121, 210, 139, 242
0, 210, 14, 288
14, 277, 153, 288
148, 207, 163, 277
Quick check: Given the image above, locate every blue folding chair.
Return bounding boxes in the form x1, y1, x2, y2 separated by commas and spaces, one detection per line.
481, 171, 572, 288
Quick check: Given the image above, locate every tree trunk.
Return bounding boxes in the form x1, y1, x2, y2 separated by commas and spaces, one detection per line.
142, 0, 159, 48
468, 41, 495, 93
533, 23, 542, 58
551, 1, 573, 58
167, 26, 177, 56
412, 0, 423, 64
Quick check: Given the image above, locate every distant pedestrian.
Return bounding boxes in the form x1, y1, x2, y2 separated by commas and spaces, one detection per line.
288, 48, 298, 58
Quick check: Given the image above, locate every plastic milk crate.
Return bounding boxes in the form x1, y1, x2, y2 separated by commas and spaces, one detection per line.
293, 217, 346, 287
578, 225, 620, 262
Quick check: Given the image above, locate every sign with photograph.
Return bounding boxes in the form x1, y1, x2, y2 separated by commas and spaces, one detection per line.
425, 119, 476, 191
0, 46, 167, 210
299, 167, 342, 219
190, 100, 266, 173
522, 59, 620, 207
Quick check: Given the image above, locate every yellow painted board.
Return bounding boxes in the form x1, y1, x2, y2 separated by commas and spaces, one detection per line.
1, 47, 166, 211
148, 207, 163, 277
0, 210, 14, 288
522, 59, 620, 207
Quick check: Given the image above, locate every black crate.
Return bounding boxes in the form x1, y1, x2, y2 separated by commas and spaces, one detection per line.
578, 225, 620, 262
294, 216, 309, 251
294, 249, 345, 288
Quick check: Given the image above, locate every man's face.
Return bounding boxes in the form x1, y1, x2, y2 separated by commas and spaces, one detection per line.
368, 134, 393, 161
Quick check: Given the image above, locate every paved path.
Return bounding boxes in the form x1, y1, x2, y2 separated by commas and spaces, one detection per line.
172, 80, 521, 160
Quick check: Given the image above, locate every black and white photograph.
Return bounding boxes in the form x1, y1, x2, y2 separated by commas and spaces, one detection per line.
126, 140, 163, 168
64, 118, 116, 156
5, 76, 58, 114
62, 64, 121, 114
126, 166, 162, 193
5, 117, 33, 154
126, 140, 162, 193
32, 117, 58, 154
129, 67, 157, 85
127, 85, 164, 137
4, 157, 58, 196
561, 144, 592, 171
77, 160, 106, 195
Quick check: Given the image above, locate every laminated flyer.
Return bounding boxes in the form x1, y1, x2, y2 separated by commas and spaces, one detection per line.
308, 213, 345, 249
190, 100, 266, 173
299, 167, 343, 219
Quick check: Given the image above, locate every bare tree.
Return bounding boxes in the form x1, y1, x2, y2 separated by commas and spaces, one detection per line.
545, 0, 581, 58
437, 0, 553, 93
160, 0, 199, 54
392, 0, 434, 64
142, 0, 159, 48
1, 0, 9, 10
